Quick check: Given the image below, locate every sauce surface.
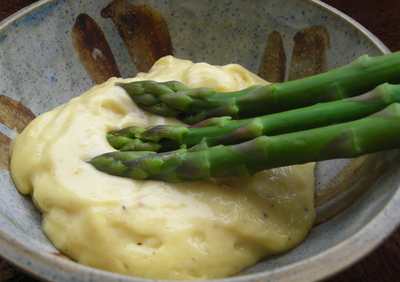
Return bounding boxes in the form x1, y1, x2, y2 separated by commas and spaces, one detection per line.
10, 56, 316, 280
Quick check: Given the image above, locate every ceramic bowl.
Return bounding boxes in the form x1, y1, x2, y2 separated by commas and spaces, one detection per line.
1, 0, 400, 281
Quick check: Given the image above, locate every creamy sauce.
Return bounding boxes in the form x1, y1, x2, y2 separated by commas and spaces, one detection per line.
10, 56, 316, 280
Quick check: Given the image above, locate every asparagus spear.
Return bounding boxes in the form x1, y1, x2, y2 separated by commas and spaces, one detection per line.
117, 51, 400, 124
88, 103, 400, 183
108, 83, 400, 152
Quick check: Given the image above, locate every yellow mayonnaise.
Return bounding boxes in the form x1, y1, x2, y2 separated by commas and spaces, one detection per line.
10, 56, 316, 280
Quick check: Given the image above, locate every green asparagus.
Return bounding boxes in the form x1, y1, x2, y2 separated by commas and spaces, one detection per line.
88, 52, 400, 182
118, 51, 400, 124
108, 83, 400, 152
88, 103, 400, 183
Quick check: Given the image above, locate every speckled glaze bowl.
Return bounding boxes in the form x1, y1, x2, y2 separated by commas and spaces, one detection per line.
1, 0, 399, 281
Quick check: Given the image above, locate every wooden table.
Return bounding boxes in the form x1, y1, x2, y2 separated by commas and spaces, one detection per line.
1, 0, 400, 281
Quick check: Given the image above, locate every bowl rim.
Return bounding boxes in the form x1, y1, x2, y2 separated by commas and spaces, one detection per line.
0, 0, 398, 281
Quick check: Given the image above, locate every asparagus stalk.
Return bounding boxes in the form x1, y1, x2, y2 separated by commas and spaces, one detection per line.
88, 103, 400, 183
108, 83, 400, 152
117, 51, 400, 124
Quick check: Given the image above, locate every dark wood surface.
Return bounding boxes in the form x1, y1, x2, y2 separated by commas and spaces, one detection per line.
1, 0, 400, 281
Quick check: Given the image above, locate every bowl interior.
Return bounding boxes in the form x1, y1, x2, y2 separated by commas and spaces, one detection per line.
1, 0, 400, 281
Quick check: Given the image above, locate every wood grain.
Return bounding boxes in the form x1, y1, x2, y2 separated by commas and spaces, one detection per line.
1, 0, 400, 281
323, 0, 400, 52
0, 0, 38, 22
